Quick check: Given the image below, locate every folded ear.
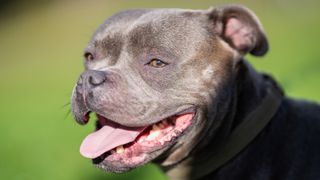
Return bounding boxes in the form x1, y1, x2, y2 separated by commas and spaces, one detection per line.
207, 5, 268, 56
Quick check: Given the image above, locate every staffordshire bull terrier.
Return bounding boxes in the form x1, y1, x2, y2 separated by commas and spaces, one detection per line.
71, 4, 320, 180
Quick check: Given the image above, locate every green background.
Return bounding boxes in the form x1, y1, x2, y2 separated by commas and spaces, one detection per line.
0, 0, 319, 179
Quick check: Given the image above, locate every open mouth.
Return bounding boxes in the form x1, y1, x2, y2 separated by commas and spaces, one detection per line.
79, 109, 196, 170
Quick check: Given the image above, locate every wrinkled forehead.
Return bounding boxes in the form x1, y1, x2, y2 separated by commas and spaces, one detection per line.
89, 9, 209, 54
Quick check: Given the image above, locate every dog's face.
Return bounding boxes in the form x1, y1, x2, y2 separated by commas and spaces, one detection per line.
71, 5, 268, 172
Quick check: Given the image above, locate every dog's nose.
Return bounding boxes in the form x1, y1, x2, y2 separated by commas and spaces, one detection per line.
80, 70, 106, 88
88, 71, 106, 86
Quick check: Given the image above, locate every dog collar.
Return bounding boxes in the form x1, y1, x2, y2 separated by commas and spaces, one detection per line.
166, 81, 283, 180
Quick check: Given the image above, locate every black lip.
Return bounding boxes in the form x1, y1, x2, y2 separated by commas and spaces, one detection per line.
71, 87, 92, 125
92, 151, 110, 164
175, 106, 196, 116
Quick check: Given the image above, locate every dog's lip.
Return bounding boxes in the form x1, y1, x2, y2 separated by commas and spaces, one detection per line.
173, 106, 196, 117
82, 111, 91, 124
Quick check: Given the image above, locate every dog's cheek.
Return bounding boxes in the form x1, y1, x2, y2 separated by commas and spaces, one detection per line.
173, 40, 235, 106
137, 61, 179, 92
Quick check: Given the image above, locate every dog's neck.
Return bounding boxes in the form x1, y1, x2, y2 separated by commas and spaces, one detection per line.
162, 59, 283, 180
232, 60, 266, 128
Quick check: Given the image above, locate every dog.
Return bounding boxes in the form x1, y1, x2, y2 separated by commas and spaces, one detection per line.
71, 4, 320, 180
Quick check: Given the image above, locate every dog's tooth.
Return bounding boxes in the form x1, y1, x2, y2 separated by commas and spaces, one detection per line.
162, 119, 169, 126
152, 124, 161, 130
137, 134, 146, 143
160, 140, 166, 145
158, 122, 165, 129
149, 129, 157, 135
137, 137, 144, 143
116, 145, 124, 154
147, 129, 160, 140
163, 135, 171, 142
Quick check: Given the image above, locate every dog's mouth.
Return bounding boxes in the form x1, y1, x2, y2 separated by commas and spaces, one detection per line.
79, 109, 196, 171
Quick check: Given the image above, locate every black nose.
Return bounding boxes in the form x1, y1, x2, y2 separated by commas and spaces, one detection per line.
79, 70, 106, 88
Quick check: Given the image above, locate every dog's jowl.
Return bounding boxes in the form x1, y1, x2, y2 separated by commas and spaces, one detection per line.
71, 4, 320, 180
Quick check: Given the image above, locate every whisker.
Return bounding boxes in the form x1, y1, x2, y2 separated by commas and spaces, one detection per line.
61, 102, 70, 109
61, 102, 72, 120
64, 109, 72, 120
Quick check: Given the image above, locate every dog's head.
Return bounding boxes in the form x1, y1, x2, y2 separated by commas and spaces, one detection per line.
71, 5, 268, 172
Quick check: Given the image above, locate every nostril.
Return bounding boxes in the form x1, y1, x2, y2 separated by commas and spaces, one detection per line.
88, 71, 106, 86
80, 70, 107, 88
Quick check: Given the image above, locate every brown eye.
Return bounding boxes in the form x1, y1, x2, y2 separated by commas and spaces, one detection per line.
148, 59, 168, 68
84, 52, 94, 61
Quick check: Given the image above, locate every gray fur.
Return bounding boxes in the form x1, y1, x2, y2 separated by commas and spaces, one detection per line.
71, 4, 320, 179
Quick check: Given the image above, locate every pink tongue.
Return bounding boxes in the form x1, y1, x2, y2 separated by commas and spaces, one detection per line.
80, 124, 145, 159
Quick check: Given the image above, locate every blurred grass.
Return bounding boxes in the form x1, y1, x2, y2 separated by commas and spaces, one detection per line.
0, 0, 319, 180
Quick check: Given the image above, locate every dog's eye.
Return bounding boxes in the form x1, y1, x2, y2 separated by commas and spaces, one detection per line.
84, 52, 95, 61
147, 59, 168, 68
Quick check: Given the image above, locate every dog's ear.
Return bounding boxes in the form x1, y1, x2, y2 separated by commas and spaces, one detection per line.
207, 5, 268, 56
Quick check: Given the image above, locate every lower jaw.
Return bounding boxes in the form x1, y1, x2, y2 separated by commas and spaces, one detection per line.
94, 146, 168, 172
92, 136, 180, 173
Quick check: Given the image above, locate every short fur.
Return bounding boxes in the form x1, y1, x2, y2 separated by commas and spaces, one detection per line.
71, 4, 320, 180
